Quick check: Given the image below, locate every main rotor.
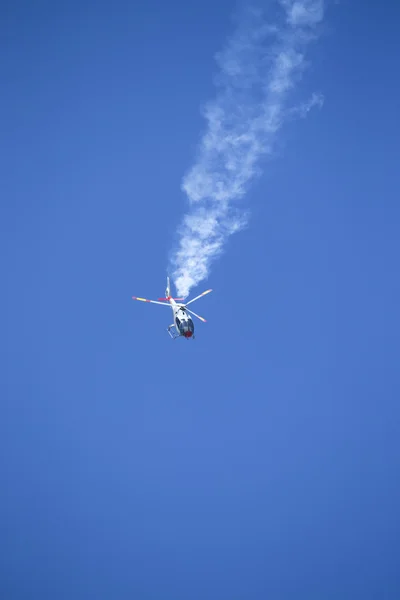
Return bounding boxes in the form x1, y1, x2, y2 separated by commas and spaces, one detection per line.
132, 277, 212, 329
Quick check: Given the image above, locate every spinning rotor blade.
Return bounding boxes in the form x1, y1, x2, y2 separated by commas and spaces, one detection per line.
186, 308, 207, 323
185, 289, 212, 307
132, 296, 172, 307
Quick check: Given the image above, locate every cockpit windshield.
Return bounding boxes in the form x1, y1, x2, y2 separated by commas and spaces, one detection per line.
176, 316, 194, 335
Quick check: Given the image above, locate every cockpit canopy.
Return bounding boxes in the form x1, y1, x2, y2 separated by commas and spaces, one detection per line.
175, 315, 194, 336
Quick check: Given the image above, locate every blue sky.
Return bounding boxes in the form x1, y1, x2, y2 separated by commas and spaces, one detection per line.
1, 1, 400, 598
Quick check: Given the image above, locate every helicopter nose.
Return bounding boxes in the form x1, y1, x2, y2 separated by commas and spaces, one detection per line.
184, 331, 193, 338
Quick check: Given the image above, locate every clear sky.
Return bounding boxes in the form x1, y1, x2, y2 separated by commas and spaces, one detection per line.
2, 1, 400, 598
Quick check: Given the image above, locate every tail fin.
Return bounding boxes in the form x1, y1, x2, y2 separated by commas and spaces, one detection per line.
159, 277, 183, 300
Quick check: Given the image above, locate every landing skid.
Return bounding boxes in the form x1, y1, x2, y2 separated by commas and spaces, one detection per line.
167, 327, 180, 340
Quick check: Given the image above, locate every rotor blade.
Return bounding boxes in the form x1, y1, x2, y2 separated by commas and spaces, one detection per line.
185, 289, 212, 307
158, 297, 185, 301
132, 296, 172, 307
186, 308, 207, 323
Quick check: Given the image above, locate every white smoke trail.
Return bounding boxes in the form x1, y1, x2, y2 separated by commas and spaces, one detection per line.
170, 0, 325, 298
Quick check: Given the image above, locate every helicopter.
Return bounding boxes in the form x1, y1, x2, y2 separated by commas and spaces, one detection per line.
132, 277, 212, 339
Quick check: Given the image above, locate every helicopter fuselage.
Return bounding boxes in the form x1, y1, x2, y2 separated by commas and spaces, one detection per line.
167, 298, 195, 339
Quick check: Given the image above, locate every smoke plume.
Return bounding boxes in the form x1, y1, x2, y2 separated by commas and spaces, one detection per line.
170, 0, 325, 298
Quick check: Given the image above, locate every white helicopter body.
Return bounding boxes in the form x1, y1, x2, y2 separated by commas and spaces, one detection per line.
132, 277, 212, 339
